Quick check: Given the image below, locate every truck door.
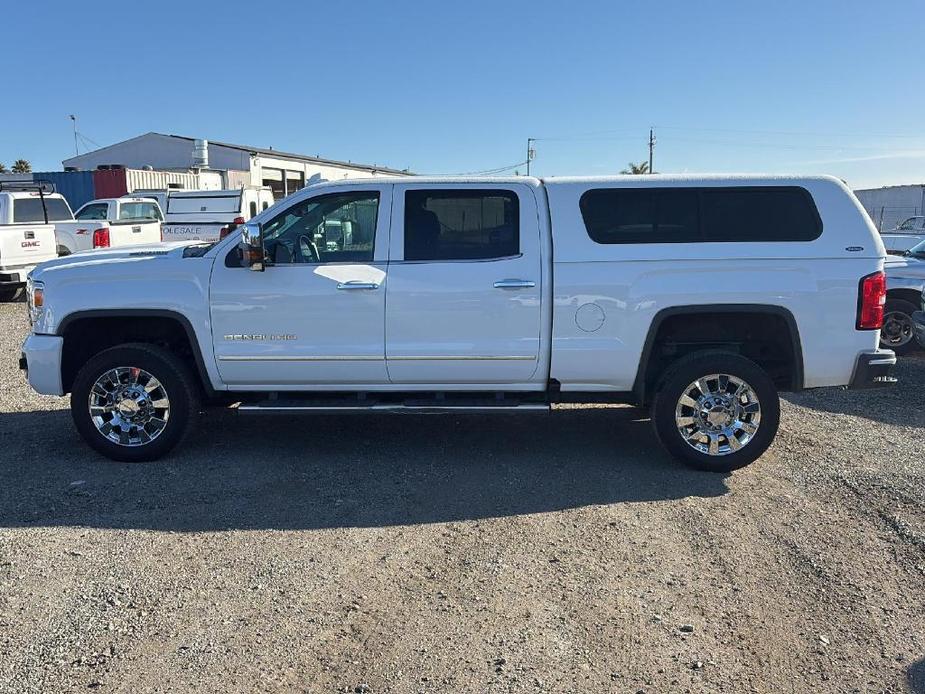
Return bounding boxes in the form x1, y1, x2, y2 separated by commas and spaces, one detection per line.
385, 183, 543, 384
210, 184, 392, 387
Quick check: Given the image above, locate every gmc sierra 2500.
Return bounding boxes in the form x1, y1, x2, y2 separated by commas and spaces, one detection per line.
21, 175, 896, 471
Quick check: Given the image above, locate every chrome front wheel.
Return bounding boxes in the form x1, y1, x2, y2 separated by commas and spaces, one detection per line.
674, 373, 761, 456
88, 367, 171, 446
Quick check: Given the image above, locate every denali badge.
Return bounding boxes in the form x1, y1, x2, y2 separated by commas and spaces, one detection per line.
224, 334, 297, 341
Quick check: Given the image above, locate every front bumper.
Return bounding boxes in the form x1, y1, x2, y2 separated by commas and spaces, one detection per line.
20, 334, 65, 396
0, 268, 32, 287
912, 311, 925, 347
848, 350, 897, 389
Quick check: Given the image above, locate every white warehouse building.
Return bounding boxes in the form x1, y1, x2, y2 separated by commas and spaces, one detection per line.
62, 132, 410, 200
854, 184, 925, 231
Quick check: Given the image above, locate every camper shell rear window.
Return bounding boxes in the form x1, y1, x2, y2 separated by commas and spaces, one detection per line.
579, 186, 822, 244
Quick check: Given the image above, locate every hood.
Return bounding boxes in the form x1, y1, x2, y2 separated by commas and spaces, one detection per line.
30, 241, 205, 278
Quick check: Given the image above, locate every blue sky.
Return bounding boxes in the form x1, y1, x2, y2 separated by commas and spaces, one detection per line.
3, 0, 923, 188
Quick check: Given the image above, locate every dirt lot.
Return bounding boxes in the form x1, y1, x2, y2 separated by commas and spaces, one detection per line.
0, 301, 923, 694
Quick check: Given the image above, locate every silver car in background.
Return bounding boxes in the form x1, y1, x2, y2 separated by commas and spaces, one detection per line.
884, 238, 925, 353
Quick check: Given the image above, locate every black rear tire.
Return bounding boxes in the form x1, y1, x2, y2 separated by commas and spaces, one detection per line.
0, 286, 22, 302
651, 351, 780, 473
70, 343, 200, 462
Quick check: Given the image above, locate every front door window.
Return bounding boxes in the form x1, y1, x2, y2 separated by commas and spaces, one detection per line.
262, 192, 380, 264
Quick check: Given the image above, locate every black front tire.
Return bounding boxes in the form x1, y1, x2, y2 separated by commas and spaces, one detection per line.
70, 343, 200, 462
651, 351, 781, 473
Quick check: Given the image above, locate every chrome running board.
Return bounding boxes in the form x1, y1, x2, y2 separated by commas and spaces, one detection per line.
236, 399, 550, 415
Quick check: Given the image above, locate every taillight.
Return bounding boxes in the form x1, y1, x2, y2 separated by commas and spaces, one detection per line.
92, 227, 111, 248
857, 271, 886, 330
220, 216, 247, 240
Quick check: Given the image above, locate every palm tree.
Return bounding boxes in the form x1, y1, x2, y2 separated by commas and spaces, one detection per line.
11, 159, 31, 174
621, 161, 650, 175
0, 163, 7, 173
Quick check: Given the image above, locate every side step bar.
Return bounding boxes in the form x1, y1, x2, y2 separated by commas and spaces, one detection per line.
237, 400, 550, 415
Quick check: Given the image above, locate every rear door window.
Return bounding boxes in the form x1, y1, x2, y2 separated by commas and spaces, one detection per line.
404, 189, 519, 261
75, 203, 109, 221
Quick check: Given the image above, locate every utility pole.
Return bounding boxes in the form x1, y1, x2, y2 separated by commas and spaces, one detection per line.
526, 138, 536, 176
648, 127, 656, 174
69, 115, 78, 156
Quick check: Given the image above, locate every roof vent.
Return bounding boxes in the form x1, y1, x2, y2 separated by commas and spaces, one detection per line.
192, 139, 209, 169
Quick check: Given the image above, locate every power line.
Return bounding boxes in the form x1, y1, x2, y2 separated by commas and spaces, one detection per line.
415, 160, 530, 176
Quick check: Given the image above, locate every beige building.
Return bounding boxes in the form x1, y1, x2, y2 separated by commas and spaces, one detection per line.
62, 132, 410, 199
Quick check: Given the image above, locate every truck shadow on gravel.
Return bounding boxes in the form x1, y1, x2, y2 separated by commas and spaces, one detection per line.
782, 355, 925, 429
0, 407, 728, 531
909, 657, 925, 694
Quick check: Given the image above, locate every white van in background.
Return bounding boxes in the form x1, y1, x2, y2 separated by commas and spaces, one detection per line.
161, 187, 274, 242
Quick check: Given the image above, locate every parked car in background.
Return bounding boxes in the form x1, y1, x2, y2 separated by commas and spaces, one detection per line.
160, 187, 273, 243
0, 181, 66, 300
55, 197, 163, 255
880, 216, 925, 256
882, 240, 925, 353
22, 175, 895, 471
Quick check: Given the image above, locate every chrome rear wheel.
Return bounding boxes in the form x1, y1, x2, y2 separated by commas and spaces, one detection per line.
674, 373, 761, 456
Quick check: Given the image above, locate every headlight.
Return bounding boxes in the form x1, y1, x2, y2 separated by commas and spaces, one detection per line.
26, 278, 44, 325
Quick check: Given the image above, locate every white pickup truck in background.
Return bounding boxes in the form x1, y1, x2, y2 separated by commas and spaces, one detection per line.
55, 197, 164, 255
161, 187, 274, 243
22, 175, 896, 472
0, 182, 67, 301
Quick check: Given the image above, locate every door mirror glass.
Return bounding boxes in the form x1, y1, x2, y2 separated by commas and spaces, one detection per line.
240, 222, 265, 271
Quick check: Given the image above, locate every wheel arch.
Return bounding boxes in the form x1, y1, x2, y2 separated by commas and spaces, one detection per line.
57, 309, 216, 397
632, 304, 804, 405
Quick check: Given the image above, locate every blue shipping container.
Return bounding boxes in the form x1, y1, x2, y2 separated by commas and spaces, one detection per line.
32, 171, 96, 212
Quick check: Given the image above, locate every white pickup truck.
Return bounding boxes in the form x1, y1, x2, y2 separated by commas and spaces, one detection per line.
55, 197, 163, 255
0, 182, 67, 301
21, 175, 896, 472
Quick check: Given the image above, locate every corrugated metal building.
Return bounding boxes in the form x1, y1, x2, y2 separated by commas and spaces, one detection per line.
61, 132, 410, 200
854, 184, 925, 231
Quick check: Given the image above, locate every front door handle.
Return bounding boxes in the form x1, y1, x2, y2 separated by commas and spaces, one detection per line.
337, 281, 380, 290
493, 279, 536, 289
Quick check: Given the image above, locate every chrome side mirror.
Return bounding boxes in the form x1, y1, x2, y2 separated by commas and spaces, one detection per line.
240, 222, 265, 271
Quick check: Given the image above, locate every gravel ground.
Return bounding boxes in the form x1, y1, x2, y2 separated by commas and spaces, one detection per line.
0, 300, 923, 693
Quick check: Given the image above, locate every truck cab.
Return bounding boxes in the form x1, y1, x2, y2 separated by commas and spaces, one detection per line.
0, 181, 65, 300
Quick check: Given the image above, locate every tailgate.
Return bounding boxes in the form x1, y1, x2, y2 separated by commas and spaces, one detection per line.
111, 220, 163, 246
161, 223, 224, 243
0, 224, 57, 269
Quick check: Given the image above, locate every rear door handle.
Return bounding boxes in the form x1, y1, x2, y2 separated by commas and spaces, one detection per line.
493, 279, 535, 289
337, 281, 380, 290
